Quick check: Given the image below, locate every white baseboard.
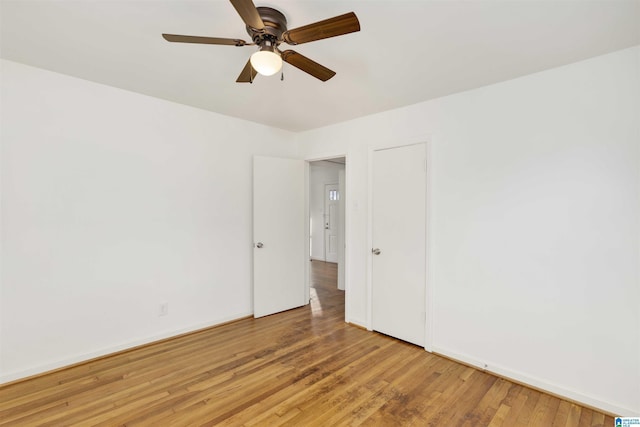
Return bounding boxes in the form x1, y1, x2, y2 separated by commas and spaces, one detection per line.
431, 345, 639, 417
0, 311, 253, 385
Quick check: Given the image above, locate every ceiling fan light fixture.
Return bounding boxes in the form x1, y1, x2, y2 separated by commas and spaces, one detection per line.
162, 2, 361, 83
250, 44, 282, 76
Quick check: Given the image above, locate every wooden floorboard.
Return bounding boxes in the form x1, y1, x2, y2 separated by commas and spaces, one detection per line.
0, 261, 615, 426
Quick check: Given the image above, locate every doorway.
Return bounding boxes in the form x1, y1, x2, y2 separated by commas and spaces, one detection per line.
309, 157, 346, 315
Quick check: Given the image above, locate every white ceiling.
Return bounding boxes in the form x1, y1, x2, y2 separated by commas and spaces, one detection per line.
1, 0, 639, 132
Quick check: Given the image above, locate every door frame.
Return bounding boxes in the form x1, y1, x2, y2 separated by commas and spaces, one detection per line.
366, 138, 434, 352
305, 154, 350, 323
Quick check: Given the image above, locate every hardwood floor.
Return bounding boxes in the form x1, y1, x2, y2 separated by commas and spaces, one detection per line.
0, 261, 613, 426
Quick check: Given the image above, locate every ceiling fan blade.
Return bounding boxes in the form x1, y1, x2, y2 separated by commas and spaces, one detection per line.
282, 12, 360, 45
236, 59, 258, 83
229, 0, 265, 30
281, 50, 336, 82
162, 34, 247, 46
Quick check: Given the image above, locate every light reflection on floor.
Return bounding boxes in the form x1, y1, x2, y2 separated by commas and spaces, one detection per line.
309, 261, 340, 320
310, 286, 323, 315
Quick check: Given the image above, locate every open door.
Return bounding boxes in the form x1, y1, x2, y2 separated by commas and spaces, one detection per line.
253, 156, 306, 318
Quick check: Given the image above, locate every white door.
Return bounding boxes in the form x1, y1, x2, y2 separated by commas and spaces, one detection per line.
371, 144, 426, 346
324, 184, 339, 263
253, 156, 306, 318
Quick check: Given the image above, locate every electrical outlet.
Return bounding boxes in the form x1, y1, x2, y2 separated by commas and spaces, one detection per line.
159, 302, 168, 317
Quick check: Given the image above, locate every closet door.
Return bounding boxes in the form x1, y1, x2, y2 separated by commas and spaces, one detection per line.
371, 144, 426, 346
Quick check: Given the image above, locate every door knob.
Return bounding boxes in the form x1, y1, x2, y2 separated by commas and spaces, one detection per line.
372, 248, 381, 255
256, 242, 264, 248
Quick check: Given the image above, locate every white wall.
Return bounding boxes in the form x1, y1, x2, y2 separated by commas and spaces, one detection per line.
297, 46, 640, 415
0, 60, 297, 382
2, 45, 638, 416
309, 161, 344, 261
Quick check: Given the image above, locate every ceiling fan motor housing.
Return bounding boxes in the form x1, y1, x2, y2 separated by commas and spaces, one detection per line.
247, 7, 288, 46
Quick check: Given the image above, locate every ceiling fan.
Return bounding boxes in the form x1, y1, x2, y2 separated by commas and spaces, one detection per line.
162, 0, 360, 83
